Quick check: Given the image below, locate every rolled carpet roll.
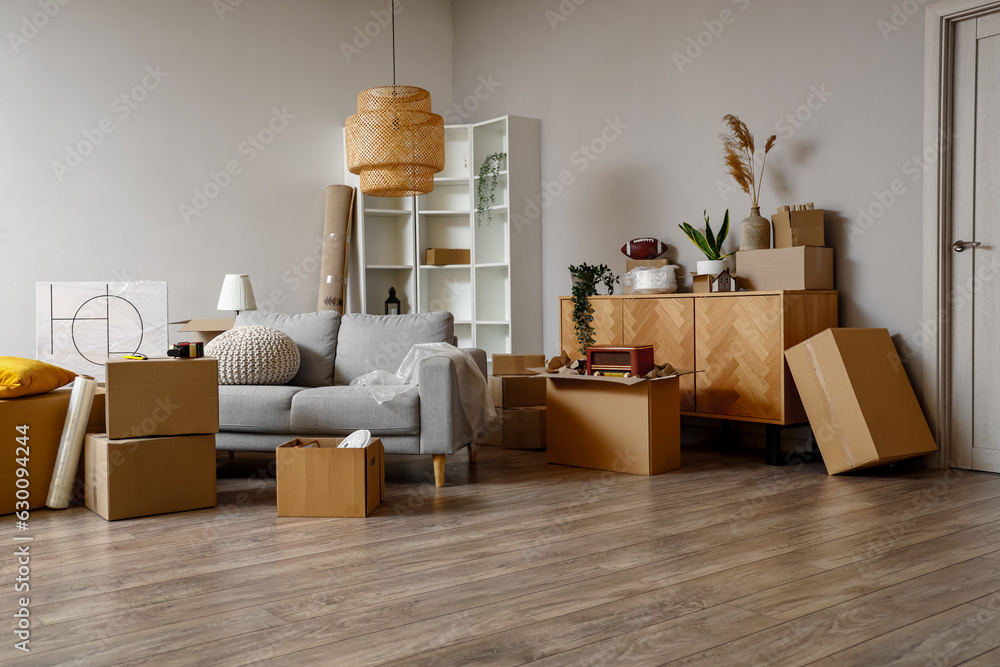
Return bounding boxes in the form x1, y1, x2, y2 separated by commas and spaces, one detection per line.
317, 185, 356, 313
46, 375, 97, 509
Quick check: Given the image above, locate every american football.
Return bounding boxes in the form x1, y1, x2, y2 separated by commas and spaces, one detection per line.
621, 238, 668, 260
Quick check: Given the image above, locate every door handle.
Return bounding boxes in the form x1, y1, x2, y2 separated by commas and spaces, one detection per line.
953, 240, 982, 253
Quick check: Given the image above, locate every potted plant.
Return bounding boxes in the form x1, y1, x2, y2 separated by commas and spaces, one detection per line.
568, 263, 619, 356
720, 114, 776, 251
678, 210, 734, 275
476, 152, 506, 227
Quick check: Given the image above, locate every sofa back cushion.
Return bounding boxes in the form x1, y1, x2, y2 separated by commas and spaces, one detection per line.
335, 312, 454, 385
234, 311, 340, 387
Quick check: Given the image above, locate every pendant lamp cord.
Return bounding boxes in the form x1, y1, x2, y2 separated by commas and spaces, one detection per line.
391, 6, 396, 86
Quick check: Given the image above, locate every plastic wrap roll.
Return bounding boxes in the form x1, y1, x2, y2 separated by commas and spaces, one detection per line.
46, 375, 96, 509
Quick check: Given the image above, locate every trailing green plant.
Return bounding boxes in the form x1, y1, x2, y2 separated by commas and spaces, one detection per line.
678, 210, 734, 261
568, 263, 619, 356
476, 152, 506, 226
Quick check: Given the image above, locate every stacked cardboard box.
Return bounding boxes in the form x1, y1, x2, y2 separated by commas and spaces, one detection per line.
736, 206, 835, 291
85, 358, 219, 520
486, 354, 547, 450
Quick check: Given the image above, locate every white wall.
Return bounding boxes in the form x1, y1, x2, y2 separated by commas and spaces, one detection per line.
453, 0, 929, 381
0, 0, 452, 358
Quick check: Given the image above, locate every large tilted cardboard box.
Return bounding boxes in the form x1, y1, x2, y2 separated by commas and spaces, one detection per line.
84, 433, 217, 520
546, 373, 685, 475
105, 358, 219, 439
785, 328, 938, 474
492, 354, 545, 377
490, 375, 546, 408
736, 246, 834, 291
771, 209, 825, 248
0, 386, 106, 514
276, 438, 385, 518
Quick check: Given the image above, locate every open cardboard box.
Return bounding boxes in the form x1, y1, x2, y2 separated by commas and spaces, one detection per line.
785, 328, 937, 474
538, 370, 694, 476
276, 437, 385, 518
173, 319, 235, 344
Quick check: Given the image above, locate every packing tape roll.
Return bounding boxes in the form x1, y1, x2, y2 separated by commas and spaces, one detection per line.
46, 375, 96, 509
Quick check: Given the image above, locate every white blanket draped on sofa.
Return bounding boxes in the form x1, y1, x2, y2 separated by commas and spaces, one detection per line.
350, 343, 496, 434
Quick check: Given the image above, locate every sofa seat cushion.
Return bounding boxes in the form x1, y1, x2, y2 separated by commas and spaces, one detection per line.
334, 312, 454, 385
289, 385, 419, 436
219, 385, 305, 434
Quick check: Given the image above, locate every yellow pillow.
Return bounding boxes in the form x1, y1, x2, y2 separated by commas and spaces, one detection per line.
0, 357, 77, 399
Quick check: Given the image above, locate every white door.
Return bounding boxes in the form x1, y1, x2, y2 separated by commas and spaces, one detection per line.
953, 10, 1000, 472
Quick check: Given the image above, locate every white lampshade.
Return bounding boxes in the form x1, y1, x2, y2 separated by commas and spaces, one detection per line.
217, 274, 256, 312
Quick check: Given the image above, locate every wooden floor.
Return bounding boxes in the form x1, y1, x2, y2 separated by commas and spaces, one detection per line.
7, 438, 1000, 666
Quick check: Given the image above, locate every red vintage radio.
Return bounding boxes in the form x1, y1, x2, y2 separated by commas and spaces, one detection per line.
586, 345, 655, 378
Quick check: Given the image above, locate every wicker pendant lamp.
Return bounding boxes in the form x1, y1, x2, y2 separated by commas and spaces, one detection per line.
345, 10, 444, 197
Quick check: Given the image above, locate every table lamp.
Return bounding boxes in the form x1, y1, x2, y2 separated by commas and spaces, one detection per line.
218, 274, 256, 316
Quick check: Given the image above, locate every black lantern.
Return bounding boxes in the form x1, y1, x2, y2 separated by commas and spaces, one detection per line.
385, 287, 401, 315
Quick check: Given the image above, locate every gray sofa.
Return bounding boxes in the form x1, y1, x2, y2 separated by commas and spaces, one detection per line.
216, 310, 485, 487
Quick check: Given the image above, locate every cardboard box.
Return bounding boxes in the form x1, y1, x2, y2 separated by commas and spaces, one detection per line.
174, 319, 235, 344
0, 387, 106, 514
546, 373, 683, 475
489, 375, 546, 408
276, 438, 384, 518
736, 247, 834, 291
84, 433, 217, 520
501, 407, 547, 450
105, 358, 219, 439
772, 209, 825, 248
785, 328, 938, 475
492, 354, 545, 376
625, 259, 669, 294
692, 274, 714, 294
424, 248, 471, 266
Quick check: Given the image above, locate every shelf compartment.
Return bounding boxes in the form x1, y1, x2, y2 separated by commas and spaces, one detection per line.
475, 214, 508, 265
473, 119, 508, 169
365, 268, 414, 316
418, 180, 472, 211
419, 214, 471, 257
419, 266, 472, 322
364, 215, 414, 267
455, 322, 474, 349
362, 195, 412, 212
476, 322, 511, 361
475, 265, 509, 323
440, 126, 472, 179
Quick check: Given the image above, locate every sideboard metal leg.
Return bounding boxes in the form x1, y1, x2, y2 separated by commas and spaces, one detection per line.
766, 425, 785, 466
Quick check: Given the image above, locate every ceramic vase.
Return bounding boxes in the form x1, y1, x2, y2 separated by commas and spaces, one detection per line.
740, 206, 771, 251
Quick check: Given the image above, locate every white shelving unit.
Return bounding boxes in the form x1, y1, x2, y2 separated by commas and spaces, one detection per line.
345, 115, 542, 369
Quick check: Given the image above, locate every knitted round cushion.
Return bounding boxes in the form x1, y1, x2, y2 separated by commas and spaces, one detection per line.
206, 325, 301, 385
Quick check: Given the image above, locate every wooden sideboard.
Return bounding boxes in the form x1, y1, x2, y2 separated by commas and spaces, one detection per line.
559, 291, 838, 463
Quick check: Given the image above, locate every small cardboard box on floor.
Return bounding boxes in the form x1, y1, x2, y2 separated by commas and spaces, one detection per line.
0, 387, 106, 514
489, 375, 546, 408
785, 328, 938, 474
105, 357, 219, 439
492, 354, 545, 376
85, 433, 217, 520
277, 438, 385, 518
545, 372, 688, 475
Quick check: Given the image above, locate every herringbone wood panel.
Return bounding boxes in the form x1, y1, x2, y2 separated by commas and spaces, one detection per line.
623, 298, 696, 410
560, 298, 623, 358
696, 296, 783, 420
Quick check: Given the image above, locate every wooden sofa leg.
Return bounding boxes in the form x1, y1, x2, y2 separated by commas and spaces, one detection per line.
433, 455, 446, 487
468, 442, 478, 463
